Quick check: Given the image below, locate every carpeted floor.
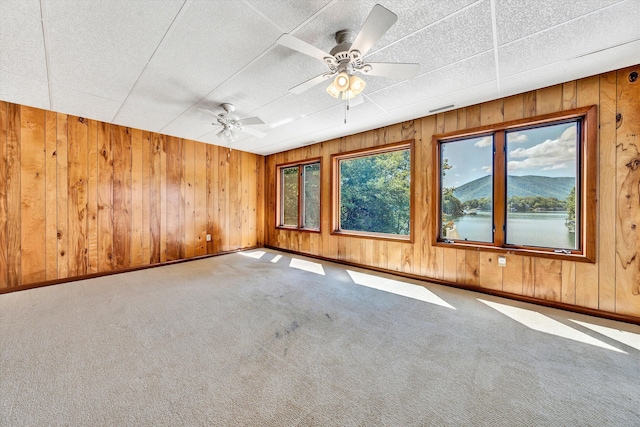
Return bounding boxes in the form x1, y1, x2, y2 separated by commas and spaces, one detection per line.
1, 249, 638, 426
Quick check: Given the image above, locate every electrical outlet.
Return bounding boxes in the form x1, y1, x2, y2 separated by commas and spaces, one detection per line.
498, 256, 506, 267
206, 234, 212, 242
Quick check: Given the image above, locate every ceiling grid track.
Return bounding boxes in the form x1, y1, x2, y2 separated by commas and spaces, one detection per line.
489, 0, 501, 95
39, 0, 53, 111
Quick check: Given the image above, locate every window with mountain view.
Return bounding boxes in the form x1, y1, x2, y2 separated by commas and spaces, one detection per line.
332, 142, 412, 239
277, 160, 321, 230
434, 106, 596, 261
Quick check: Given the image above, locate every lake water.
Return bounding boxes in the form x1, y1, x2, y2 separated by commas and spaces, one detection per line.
450, 211, 576, 249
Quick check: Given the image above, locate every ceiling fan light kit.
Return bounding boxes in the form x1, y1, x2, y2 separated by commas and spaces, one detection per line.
276, 4, 420, 102
199, 103, 266, 144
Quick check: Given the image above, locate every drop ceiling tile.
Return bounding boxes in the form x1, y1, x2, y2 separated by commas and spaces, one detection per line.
50, 84, 121, 123
243, 0, 333, 33
499, 39, 640, 99
495, 0, 624, 45
365, 0, 493, 72
291, 0, 477, 54
0, 0, 47, 81
498, 1, 640, 77
198, 45, 328, 116
367, 51, 496, 112
43, 0, 183, 101
147, 0, 281, 98
0, 69, 50, 110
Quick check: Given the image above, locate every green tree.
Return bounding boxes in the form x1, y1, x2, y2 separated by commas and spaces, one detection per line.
340, 150, 411, 235
566, 186, 576, 225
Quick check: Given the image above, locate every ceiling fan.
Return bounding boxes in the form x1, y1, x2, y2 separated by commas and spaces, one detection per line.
199, 103, 266, 142
276, 4, 420, 101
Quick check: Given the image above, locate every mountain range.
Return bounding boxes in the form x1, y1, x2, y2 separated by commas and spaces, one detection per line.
452, 175, 575, 202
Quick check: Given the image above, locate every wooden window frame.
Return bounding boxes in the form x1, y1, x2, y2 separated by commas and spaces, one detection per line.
275, 158, 322, 233
331, 140, 414, 243
433, 105, 597, 262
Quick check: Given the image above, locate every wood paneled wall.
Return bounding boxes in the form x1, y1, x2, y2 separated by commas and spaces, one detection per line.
0, 101, 265, 290
264, 65, 640, 318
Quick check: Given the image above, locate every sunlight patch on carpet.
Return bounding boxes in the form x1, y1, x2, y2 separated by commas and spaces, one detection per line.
478, 299, 626, 353
289, 258, 325, 275
569, 319, 640, 351
270, 255, 282, 263
239, 251, 266, 259
347, 270, 455, 309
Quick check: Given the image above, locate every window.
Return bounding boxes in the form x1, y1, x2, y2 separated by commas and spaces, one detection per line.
276, 159, 321, 231
434, 106, 596, 262
332, 141, 413, 240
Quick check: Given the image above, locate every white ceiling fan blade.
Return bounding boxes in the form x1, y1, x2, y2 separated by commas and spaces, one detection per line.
362, 62, 420, 80
197, 108, 219, 117
238, 126, 266, 138
239, 117, 265, 126
350, 4, 397, 57
350, 94, 365, 107
290, 73, 334, 94
277, 34, 333, 63
215, 128, 226, 138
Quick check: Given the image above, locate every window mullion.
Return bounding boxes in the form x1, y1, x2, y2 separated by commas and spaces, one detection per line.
493, 131, 506, 246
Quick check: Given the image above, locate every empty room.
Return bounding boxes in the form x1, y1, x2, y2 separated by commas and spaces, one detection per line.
1, 1, 639, 425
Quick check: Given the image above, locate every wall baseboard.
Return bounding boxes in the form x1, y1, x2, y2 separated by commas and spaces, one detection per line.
265, 245, 640, 326
0, 247, 261, 295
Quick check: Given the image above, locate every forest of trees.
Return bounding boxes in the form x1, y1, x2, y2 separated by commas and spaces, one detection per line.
281, 164, 321, 229
340, 149, 411, 235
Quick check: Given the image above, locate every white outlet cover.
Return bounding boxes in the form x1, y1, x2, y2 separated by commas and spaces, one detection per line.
498, 256, 507, 267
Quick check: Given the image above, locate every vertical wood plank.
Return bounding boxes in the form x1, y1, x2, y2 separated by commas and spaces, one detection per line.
218, 146, 229, 252
184, 139, 195, 258
615, 66, 640, 316
479, 252, 502, 290
20, 106, 46, 284
160, 134, 167, 262
523, 91, 536, 118
44, 111, 58, 280
534, 258, 562, 301
112, 125, 131, 269
0, 102, 7, 288
141, 131, 151, 265
256, 155, 265, 246
229, 148, 241, 250
56, 114, 68, 279
206, 144, 219, 254
67, 116, 89, 277
150, 134, 162, 264
455, 249, 466, 284
503, 95, 523, 122
562, 81, 577, 110
464, 250, 480, 286
535, 84, 563, 115
522, 257, 535, 297
194, 141, 207, 255
87, 119, 98, 274
97, 122, 113, 272
6, 104, 21, 286
575, 75, 600, 309
597, 71, 617, 312
561, 260, 576, 304
502, 254, 523, 294
480, 99, 504, 126
165, 136, 183, 261
130, 128, 143, 266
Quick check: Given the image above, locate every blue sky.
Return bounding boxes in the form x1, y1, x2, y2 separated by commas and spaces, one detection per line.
442, 122, 577, 188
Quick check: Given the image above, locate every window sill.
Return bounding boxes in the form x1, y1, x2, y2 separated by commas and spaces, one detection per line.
433, 240, 594, 263
275, 226, 321, 234
332, 230, 413, 243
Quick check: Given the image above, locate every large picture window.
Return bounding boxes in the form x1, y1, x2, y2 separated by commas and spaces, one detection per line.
434, 106, 596, 261
276, 159, 321, 231
332, 141, 413, 240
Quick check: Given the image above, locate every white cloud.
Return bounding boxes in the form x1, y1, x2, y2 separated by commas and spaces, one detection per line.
471, 168, 477, 172
455, 173, 461, 177
507, 132, 528, 144
508, 125, 576, 172
482, 165, 492, 173
474, 136, 492, 148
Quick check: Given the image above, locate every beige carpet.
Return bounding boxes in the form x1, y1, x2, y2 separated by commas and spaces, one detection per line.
1, 249, 638, 426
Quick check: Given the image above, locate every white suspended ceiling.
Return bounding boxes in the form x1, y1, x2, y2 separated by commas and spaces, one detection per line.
1, 0, 639, 155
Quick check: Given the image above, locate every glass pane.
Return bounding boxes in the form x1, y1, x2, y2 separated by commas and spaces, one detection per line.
302, 163, 321, 230
281, 167, 298, 226
339, 149, 410, 235
506, 122, 579, 249
440, 136, 493, 242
